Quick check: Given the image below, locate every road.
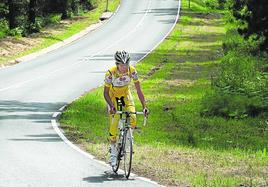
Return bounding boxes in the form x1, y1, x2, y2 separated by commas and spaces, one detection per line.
0, 0, 180, 186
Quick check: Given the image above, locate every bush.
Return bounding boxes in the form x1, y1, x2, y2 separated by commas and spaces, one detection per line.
217, 0, 226, 9
0, 19, 8, 39
222, 28, 264, 56
222, 29, 244, 53
203, 0, 227, 10
28, 21, 42, 33
0, 30, 5, 38
201, 51, 268, 118
7, 27, 23, 37
214, 52, 266, 94
87, 0, 99, 9
42, 14, 61, 26
201, 91, 267, 118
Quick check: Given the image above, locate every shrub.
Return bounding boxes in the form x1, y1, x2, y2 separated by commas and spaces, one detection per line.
28, 21, 42, 33
201, 91, 267, 118
7, 27, 23, 37
222, 29, 244, 53
222, 28, 264, 56
42, 14, 61, 26
0, 19, 8, 39
0, 30, 5, 39
202, 0, 227, 10
201, 51, 268, 118
87, 0, 99, 9
215, 52, 265, 94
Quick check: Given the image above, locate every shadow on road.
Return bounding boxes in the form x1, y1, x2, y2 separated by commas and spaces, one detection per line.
0, 100, 66, 123
0, 100, 67, 142
133, 8, 178, 17
83, 52, 149, 64
83, 171, 134, 183
8, 134, 62, 142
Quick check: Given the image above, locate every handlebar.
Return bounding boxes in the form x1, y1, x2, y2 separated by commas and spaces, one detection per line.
116, 111, 144, 115
112, 111, 147, 126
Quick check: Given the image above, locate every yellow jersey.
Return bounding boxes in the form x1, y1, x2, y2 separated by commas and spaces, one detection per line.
104, 65, 139, 97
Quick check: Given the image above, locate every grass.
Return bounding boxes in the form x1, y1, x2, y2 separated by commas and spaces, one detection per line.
60, 0, 268, 186
0, 0, 120, 65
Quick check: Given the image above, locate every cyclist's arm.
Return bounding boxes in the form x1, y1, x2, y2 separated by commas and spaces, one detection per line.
104, 86, 115, 110
134, 81, 146, 109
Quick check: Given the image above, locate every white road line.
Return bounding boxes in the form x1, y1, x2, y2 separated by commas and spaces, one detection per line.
136, 0, 181, 64
51, 109, 164, 186
59, 105, 66, 111
51, 118, 95, 160
52, 112, 61, 118
0, 1, 151, 93
80, 0, 153, 61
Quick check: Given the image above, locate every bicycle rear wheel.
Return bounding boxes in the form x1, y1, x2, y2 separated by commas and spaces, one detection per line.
123, 129, 133, 179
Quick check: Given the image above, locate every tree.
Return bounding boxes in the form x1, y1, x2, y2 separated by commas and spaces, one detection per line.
28, 0, 36, 25
1, 0, 98, 37
232, 0, 268, 52
0, 1, 8, 19
26, 0, 44, 34
7, 0, 15, 29
61, 0, 70, 19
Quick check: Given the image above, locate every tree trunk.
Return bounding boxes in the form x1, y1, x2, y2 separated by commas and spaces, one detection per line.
8, 0, 16, 29
188, 0, 191, 9
105, 0, 108, 12
61, 0, 69, 19
28, 0, 36, 25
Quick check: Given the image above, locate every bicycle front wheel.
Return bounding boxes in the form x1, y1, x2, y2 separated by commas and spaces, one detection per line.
123, 129, 133, 179
112, 141, 123, 173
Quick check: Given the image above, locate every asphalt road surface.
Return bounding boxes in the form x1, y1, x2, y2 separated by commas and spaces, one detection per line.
0, 0, 180, 186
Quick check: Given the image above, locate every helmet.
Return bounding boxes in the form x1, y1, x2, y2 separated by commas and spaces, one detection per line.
114, 50, 130, 65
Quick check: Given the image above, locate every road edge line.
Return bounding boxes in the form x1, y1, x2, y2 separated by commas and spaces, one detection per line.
135, 0, 181, 64
51, 88, 164, 186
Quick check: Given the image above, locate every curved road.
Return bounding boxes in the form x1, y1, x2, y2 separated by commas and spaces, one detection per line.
0, 0, 180, 186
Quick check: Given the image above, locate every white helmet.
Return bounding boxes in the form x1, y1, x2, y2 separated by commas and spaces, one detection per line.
114, 50, 130, 65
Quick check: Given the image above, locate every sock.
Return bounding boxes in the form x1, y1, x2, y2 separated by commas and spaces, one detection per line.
110, 144, 117, 155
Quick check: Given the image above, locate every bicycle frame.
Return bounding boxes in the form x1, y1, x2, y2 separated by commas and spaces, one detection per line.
111, 110, 146, 179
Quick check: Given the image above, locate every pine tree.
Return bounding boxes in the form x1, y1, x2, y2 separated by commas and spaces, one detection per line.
232, 0, 268, 52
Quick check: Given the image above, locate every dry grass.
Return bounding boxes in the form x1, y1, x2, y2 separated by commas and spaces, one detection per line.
78, 141, 268, 186
0, 17, 87, 66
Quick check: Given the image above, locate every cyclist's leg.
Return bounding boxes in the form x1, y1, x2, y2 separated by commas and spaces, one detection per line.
108, 97, 119, 166
109, 113, 119, 143
108, 96, 120, 142
125, 93, 136, 129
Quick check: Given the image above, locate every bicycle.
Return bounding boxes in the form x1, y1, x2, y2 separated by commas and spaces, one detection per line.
111, 105, 147, 179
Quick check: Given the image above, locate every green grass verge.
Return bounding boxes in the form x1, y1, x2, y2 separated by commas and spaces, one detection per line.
0, 0, 120, 65
60, 0, 268, 186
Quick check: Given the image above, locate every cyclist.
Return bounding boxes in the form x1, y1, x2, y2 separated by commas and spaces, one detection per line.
103, 50, 149, 167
